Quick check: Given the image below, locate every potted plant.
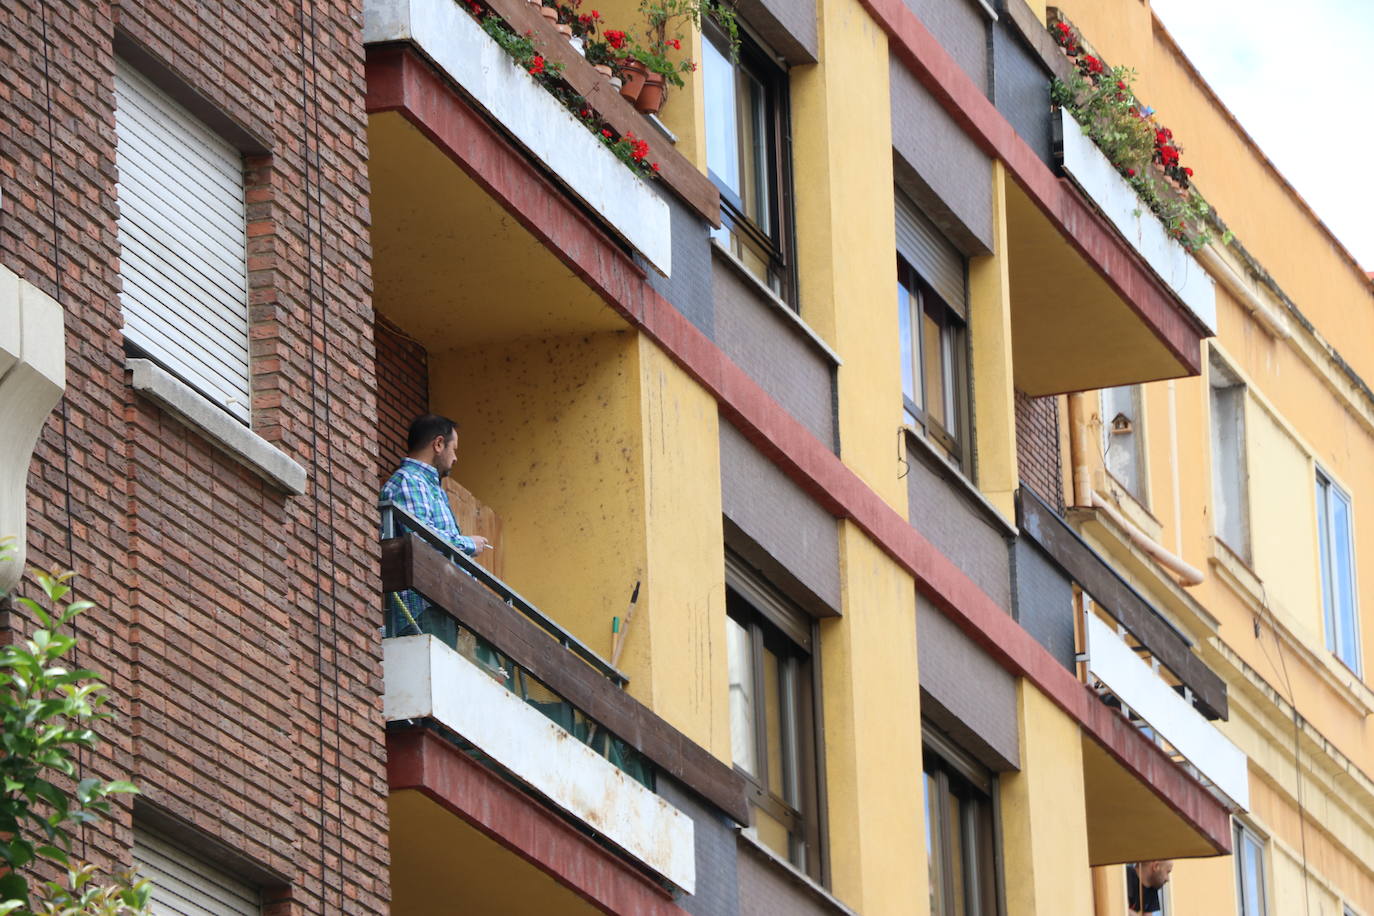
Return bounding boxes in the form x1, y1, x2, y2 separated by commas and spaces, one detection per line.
585, 35, 616, 78
571, 7, 600, 54
539, 0, 559, 26
555, 3, 575, 38
626, 0, 738, 114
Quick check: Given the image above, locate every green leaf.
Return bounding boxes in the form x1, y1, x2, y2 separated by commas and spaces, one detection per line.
0, 872, 28, 905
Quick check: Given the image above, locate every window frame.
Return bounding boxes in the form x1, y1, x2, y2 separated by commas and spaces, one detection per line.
898, 255, 971, 471
724, 572, 824, 883
1209, 351, 1251, 560
923, 729, 1001, 916
703, 18, 796, 306
1233, 820, 1269, 916
1316, 467, 1362, 675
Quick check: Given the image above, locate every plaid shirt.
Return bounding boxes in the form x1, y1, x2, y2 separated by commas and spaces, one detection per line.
381, 458, 477, 626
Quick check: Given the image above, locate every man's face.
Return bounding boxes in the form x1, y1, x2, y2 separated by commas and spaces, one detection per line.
433, 431, 458, 477
1140, 860, 1174, 888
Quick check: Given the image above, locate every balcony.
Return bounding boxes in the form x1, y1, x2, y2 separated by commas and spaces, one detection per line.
379, 503, 748, 913
1016, 489, 1241, 863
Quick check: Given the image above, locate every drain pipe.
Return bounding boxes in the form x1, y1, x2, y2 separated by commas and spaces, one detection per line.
1067, 392, 1205, 588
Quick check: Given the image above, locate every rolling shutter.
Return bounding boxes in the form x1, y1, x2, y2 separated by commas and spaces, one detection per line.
895, 191, 967, 318
114, 61, 252, 423
133, 827, 260, 916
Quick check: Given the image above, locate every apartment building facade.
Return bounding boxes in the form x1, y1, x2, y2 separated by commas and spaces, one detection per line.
4, 0, 1371, 914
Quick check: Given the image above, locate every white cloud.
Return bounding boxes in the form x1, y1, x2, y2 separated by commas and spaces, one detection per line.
1150, 0, 1374, 270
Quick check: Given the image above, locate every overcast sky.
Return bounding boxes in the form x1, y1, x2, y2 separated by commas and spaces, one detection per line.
1149, 0, 1374, 271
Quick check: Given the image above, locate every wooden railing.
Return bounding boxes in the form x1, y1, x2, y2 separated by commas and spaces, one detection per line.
380, 529, 751, 824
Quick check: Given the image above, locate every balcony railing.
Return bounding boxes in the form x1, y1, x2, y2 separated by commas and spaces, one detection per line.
378, 504, 751, 890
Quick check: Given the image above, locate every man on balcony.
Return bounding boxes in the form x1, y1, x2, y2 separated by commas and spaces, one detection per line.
381, 414, 491, 642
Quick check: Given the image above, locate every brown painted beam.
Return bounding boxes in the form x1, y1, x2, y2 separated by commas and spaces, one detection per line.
1018, 489, 1228, 720
382, 534, 752, 825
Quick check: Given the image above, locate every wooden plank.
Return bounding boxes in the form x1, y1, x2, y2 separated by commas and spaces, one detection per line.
479, 0, 721, 227
384, 533, 751, 823
1017, 489, 1229, 720
443, 477, 504, 577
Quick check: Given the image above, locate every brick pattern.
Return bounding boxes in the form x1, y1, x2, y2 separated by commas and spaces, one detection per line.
1015, 389, 1065, 514
374, 315, 429, 482
2, 0, 387, 910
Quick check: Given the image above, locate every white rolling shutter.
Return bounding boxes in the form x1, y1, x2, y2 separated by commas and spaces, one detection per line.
133, 827, 260, 916
114, 61, 252, 423
895, 191, 967, 318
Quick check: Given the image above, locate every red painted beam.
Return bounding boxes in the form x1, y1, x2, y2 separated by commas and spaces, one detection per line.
365, 46, 1231, 856
862, 0, 1206, 375
388, 728, 683, 916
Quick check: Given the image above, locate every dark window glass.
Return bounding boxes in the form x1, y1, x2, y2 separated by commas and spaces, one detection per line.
704, 23, 794, 304
898, 256, 970, 469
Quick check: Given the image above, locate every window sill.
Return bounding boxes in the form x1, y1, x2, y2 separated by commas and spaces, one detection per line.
128, 358, 307, 496
1207, 535, 1374, 718
710, 240, 841, 367
1098, 472, 1162, 543
902, 425, 1017, 536
735, 829, 858, 916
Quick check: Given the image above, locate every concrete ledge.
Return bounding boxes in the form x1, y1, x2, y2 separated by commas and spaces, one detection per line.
0, 266, 66, 591
127, 358, 306, 495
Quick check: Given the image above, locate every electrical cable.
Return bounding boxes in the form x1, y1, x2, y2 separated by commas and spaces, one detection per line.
1255, 582, 1313, 916
38, 0, 89, 865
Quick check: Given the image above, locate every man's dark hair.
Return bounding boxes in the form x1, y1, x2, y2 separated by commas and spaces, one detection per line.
406, 414, 457, 453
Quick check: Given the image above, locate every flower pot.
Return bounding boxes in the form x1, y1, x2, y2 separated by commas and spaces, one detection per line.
570, 36, 585, 55
635, 72, 665, 115
539, 5, 558, 23
617, 58, 647, 103
609, 76, 623, 90
556, 22, 572, 37
594, 63, 613, 79
526, 0, 540, 6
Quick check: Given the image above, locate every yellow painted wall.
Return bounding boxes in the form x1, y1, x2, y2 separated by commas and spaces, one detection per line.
820, 521, 926, 914
429, 331, 728, 754
999, 681, 1093, 916
969, 161, 1018, 520
790, 0, 905, 508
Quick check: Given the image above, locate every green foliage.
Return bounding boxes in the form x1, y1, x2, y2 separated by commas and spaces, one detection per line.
27, 865, 150, 916
629, 0, 737, 87
0, 553, 148, 916
1049, 20, 1215, 252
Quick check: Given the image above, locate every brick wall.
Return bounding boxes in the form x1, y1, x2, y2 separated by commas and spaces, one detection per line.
1015, 389, 1065, 513
1, 0, 387, 910
374, 315, 429, 482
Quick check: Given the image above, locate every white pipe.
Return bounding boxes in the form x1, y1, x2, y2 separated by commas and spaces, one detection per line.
1090, 489, 1205, 587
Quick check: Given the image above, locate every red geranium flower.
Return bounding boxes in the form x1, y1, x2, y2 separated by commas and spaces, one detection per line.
601, 128, 613, 138
651, 162, 660, 171
604, 29, 626, 48
528, 55, 546, 75
1184, 166, 1194, 177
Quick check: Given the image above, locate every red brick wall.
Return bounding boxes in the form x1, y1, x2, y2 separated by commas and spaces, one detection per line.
2, 1, 387, 910
375, 315, 430, 483
1015, 390, 1065, 514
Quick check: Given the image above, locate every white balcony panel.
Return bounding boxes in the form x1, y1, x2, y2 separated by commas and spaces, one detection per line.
1085, 613, 1249, 809
1059, 108, 1216, 334
384, 635, 695, 892
364, 0, 672, 275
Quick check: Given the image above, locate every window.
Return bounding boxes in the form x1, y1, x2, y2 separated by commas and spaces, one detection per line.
1234, 822, 1268, 916
725, 562, 822, 881
1316, 468, 1361, 674
1101, 385, 1146, 502
114, 60, 252, 423
898, 258, 969, 469
1210, 353, 1250, 559
923, 733, 999, 916
134, 825, 261, 915
1125, 863, 1171, 915
704, 21, 794, 302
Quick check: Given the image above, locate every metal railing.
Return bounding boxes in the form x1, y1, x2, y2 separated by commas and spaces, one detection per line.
379, 500, 627, 687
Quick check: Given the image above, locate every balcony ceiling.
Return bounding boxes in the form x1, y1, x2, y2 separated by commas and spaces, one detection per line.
389, 789, 605, 916
368, 110, 625, 350
1006, 179, 1199, 396
1080, 736, 1226, 865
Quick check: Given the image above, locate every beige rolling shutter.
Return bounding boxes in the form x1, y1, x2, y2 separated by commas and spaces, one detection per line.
114, 61, 252, 423
895, 191, 967, 318
133, 827, 260, 916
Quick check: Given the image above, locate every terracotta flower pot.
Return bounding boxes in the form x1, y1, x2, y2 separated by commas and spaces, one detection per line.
635, 72, 666, 115
556, 22, 572, 37
593, 63, 613, 79
539, 5, 558, 24
617, 58, 647, 103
